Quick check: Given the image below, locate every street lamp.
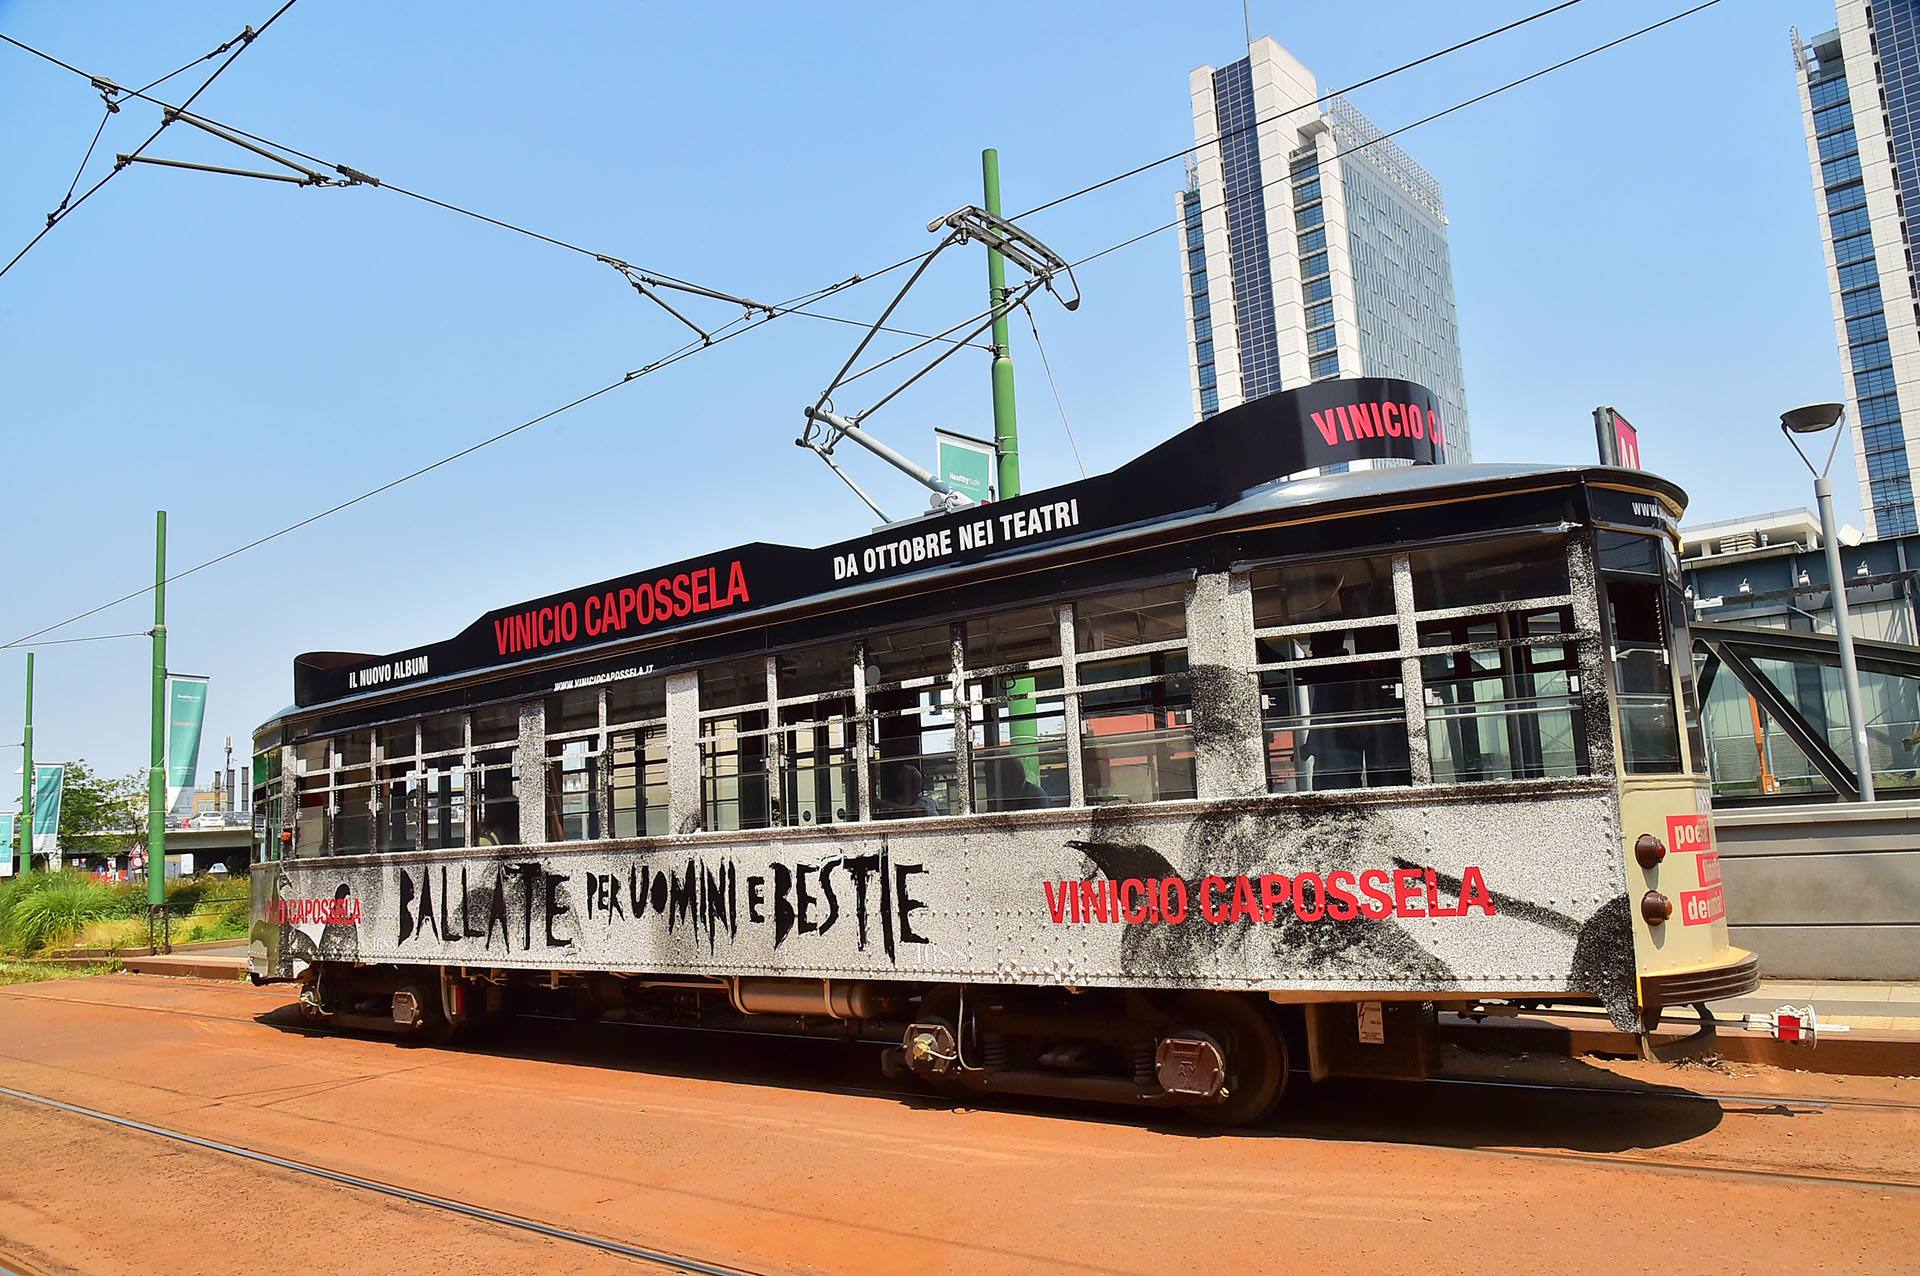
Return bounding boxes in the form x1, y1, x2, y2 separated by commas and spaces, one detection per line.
1780, 402, 1876, 802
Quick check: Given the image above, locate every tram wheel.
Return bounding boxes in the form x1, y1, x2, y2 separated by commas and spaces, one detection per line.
1169, 992, 1287, 1127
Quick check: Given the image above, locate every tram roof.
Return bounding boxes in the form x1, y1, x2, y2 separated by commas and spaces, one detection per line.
282, 379, 1684, 719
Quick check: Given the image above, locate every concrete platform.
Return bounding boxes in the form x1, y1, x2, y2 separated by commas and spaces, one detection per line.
120, 945, 245, 981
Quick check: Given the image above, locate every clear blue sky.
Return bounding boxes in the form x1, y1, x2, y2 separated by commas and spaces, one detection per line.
0, 0, 1853, 784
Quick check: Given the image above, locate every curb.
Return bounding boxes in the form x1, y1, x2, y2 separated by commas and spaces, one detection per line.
1443, 1013, 1920, 1078
121, 954, 247, 981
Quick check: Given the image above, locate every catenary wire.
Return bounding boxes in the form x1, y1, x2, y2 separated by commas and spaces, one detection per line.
1021, 302, 1087, 479
0, 0, 301, 282
0, 29, 971, 352
48, 32, 259, 221
0, 0, 1718, 649
0, 2, 1590, 346
1066, 0, 1724, 279
1012, 0, 1588, 219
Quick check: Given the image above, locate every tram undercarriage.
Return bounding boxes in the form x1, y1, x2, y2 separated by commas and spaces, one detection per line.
287, 962, 1491, 1125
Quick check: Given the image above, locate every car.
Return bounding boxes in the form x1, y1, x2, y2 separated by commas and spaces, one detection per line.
190, 813, 226, 830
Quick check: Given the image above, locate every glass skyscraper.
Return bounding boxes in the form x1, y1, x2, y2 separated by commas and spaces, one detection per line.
1793, 3, 1920, 537
1180, 37, 1472, 463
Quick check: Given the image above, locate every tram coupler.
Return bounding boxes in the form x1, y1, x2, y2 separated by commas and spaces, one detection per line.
1741, 1004, 1847, 1044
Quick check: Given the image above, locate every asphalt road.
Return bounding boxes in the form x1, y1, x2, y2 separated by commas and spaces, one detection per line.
0, 975, 1912, 1276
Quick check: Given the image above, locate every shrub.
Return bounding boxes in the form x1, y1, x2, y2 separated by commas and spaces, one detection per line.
0, 873, 137, 955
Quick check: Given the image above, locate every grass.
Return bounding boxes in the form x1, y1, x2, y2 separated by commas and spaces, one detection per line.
0, 960, 119, 987
0, 871, 251, 957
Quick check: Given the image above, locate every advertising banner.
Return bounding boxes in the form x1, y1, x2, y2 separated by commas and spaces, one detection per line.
935, 429, 997, 505
295, 378, 1456, 708
0, 813, 14, 877
32, 764, 64, 863
1594, 406, 1643, 470
165, 674, 210, 818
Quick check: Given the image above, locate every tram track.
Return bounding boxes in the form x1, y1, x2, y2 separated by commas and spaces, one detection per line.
0, 1085, 772, 1276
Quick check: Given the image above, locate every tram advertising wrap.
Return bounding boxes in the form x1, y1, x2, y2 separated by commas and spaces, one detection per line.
293, 378, 1454, 708
258, 785, 1630, 1014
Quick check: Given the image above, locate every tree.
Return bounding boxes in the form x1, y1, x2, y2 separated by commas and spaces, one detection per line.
55, 760, 144, 860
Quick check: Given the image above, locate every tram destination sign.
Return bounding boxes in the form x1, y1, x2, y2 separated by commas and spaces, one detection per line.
295, 378, 1454, 707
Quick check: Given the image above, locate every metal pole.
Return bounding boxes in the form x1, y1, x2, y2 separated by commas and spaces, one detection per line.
19, 652, 32, 877
982, 148, 1020, 501
148, 511, 168, 911
1815, 476, 1876, 801
982, 149, 1039, 791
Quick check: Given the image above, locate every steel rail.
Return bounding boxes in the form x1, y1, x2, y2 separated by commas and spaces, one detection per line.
0, 1084, 768, 1276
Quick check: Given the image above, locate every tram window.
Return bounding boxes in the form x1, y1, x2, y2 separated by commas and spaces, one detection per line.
1250, 556, 1392, 629
1260, 660, 1409, 792
252, 747, 282, 863
544, 688, 605, 842
607, 677, 666, 725
1409, 537, 1568, 612
1606, 579, 1683, 773
547, 735, 602, 841
333, 784, 374, 856
965, 604, 1060, 667
295, 778, 329, 856
971, 667, 1069, 811
546, 688, 599, 734
776, 643, 856, 827
293, 738, 328, 776
421, 713, 464, 754
472, 704, 518, 747
334, 732, 373, 771
1421, 623, 1584, 784
1075, 583, 1187, 653
701, 657, 773, 832
1076, 587, 1195, 804
475, 761, 520, 845
608, 677, 668, 837
611, 726, 668, 837
377, 724, 419, 853
422, 763, 467, 850
1595, 530, 1663, 576
868, 626, 958, 818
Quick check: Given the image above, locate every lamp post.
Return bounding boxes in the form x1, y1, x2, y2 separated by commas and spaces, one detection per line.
1781, 403, 1875, 802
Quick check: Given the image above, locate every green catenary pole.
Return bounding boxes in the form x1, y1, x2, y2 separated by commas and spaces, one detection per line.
148, 511, 167, 910
983, 149, 1039, 789
982, 148, 1020, 501
19, 651, 32, 877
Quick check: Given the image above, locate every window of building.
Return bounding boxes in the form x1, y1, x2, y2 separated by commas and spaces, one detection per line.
1305, 300, 1334, 329
1297, 225, 1326, 255
1309, 352, 1340, 379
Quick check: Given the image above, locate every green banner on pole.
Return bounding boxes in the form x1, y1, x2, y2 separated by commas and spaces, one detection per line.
0, 813, 15, 878
936, 428, 997, 505
164, 674, 209, 818
32, 764, 63, 858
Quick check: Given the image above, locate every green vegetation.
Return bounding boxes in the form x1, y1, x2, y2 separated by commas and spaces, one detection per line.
0, 960, 120, 987
0, 872, 249, 957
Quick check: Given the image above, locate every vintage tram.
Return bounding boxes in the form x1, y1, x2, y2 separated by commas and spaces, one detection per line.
249, 377, 1756, 1124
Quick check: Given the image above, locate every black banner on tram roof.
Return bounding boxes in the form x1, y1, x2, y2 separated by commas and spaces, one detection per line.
293, 378, 1452, 707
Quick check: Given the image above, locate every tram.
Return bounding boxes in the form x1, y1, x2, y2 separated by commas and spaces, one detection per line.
249, 376, 1757, 1124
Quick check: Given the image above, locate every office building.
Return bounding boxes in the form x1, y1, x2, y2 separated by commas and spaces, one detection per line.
1792, 3, 1920, 536
1179, 36, 1471, 462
